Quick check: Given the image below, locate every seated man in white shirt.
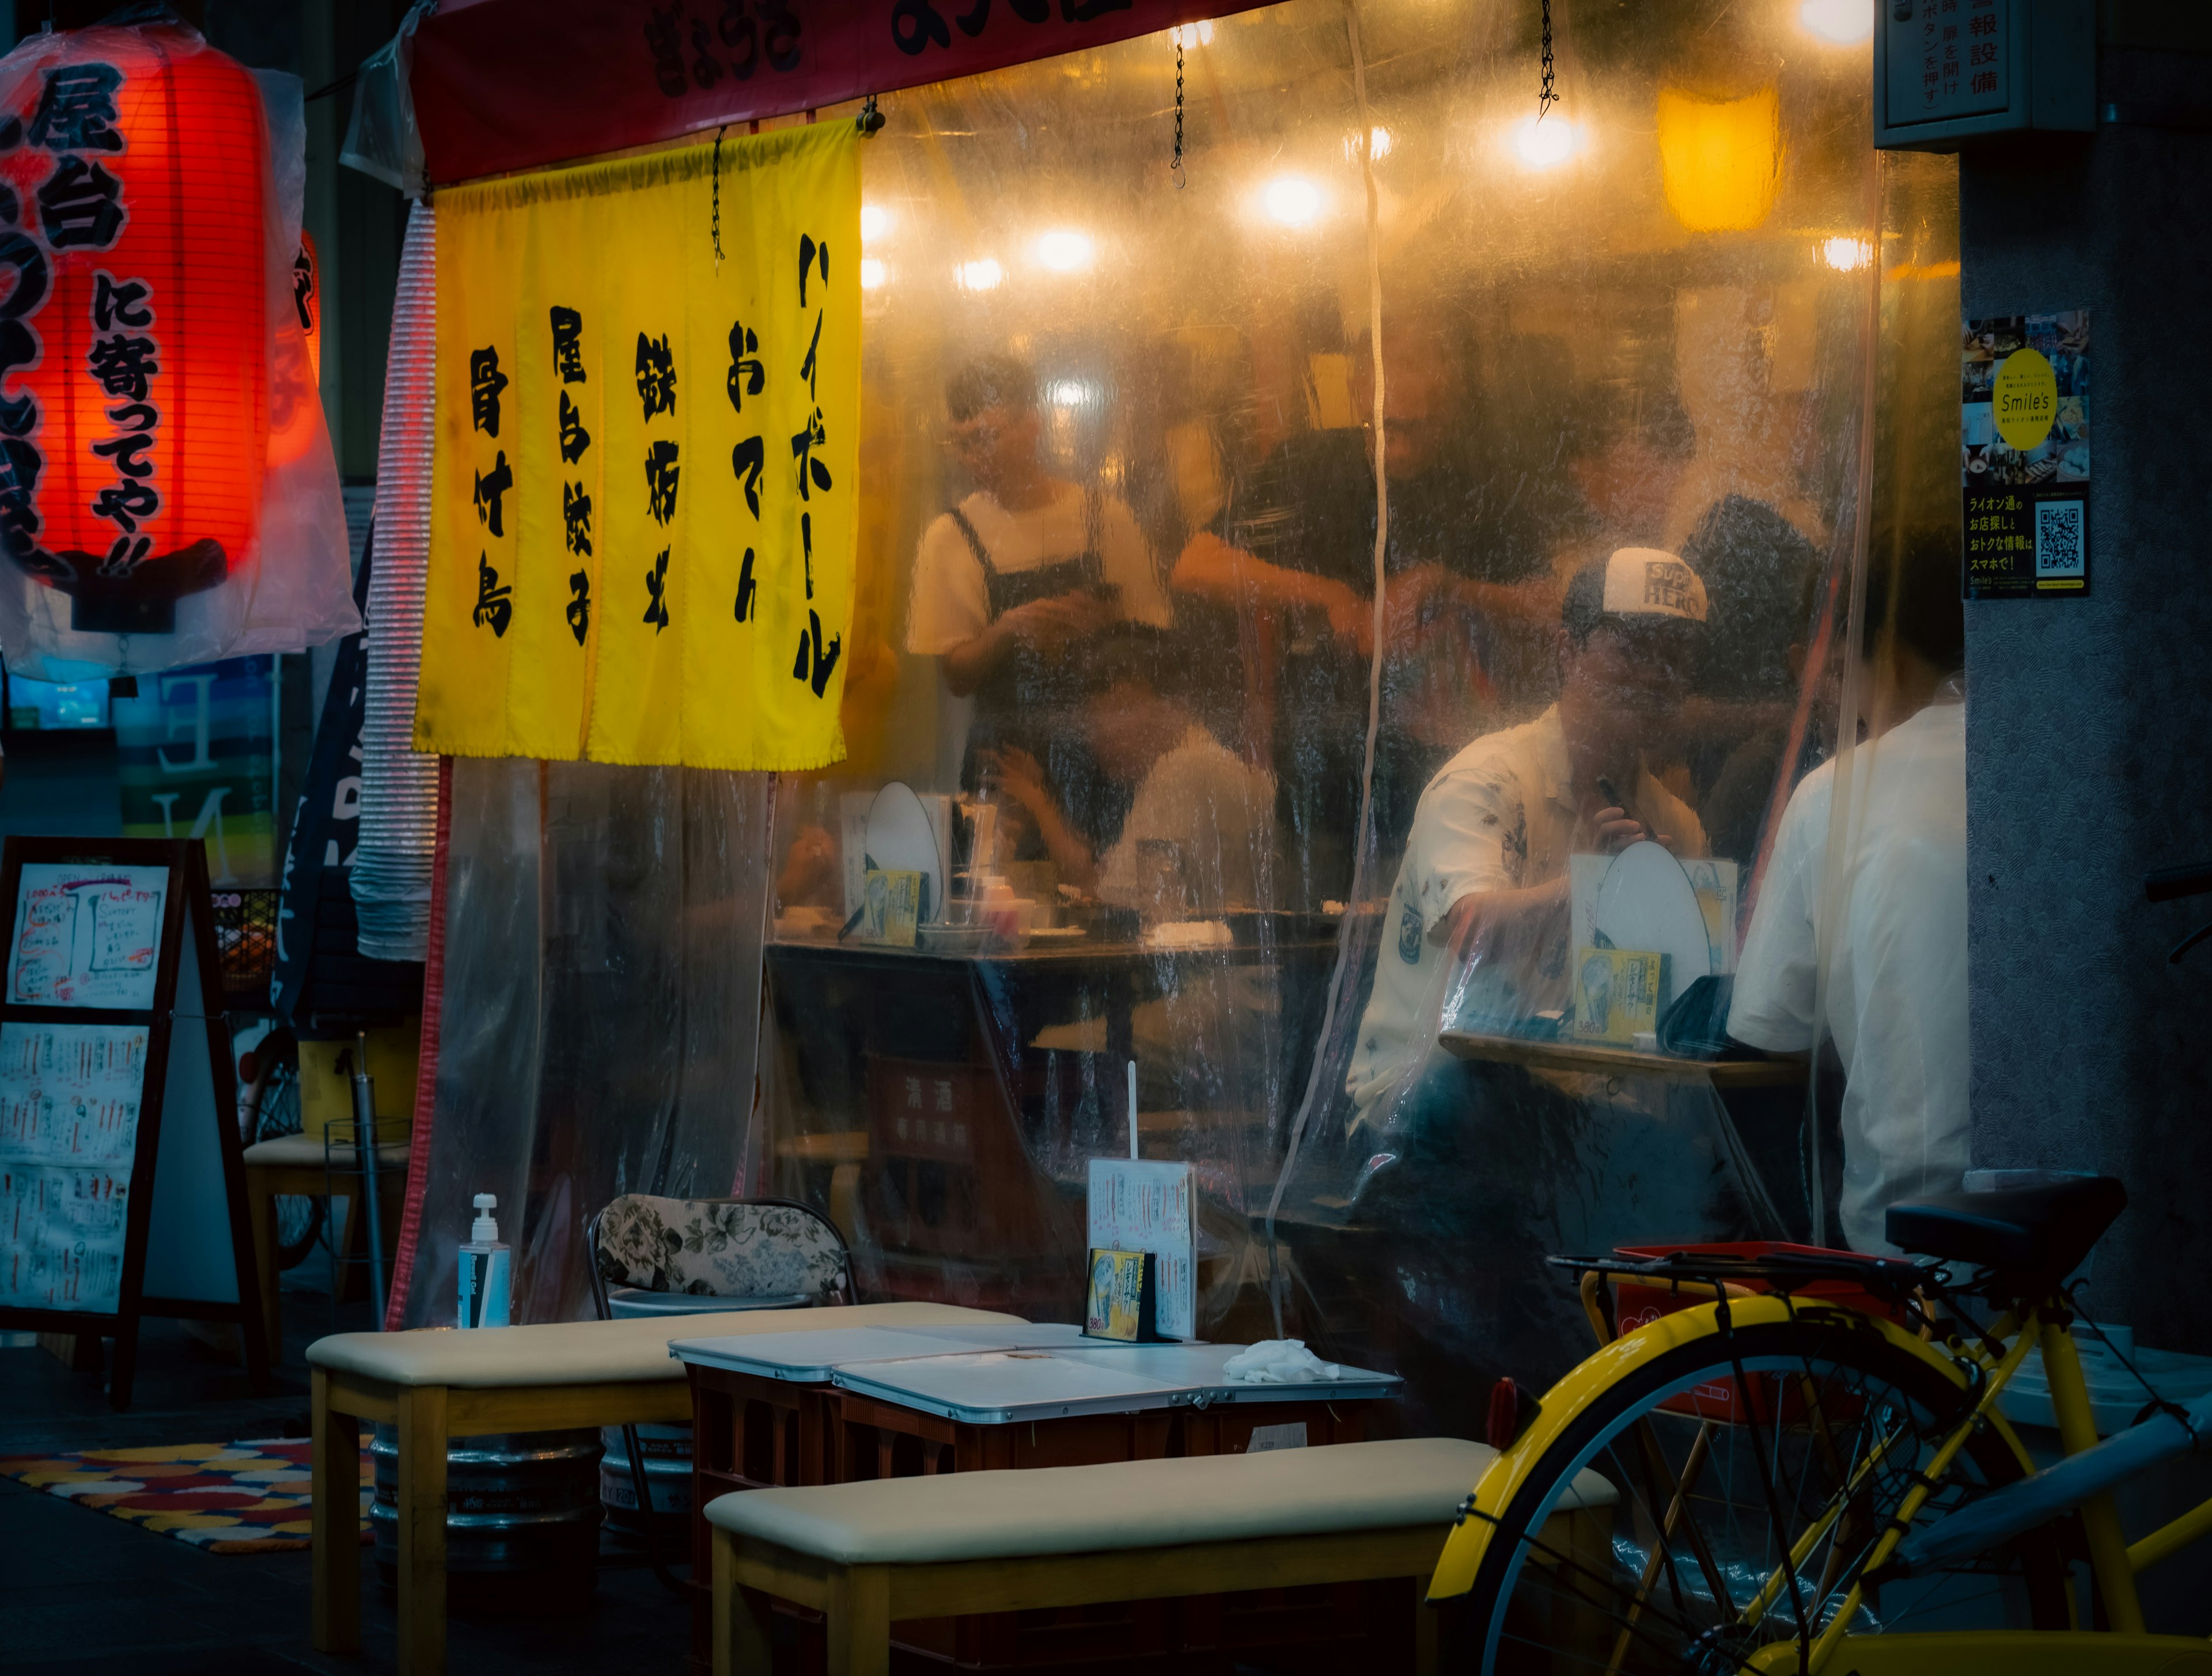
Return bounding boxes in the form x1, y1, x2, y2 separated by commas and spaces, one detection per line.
1727, 546, 1968, 1254
988, 628, 1280, 1110
982, 629, 1277, 921
1347, 546, 1714, 1129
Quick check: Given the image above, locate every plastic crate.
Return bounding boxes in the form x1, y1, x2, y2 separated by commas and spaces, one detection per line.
1609, 1241, 1908, 1425
209, 886, 279, 1013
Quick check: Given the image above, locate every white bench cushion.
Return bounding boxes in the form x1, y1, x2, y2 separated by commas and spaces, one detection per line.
705, 1438, 1613, 1565
244, 1135, 411, 1168
306, 1302, 1022, 1388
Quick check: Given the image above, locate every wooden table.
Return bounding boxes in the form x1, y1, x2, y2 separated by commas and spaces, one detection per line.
1438, 1028, 1805, 1088
677, 1330, 1405, 1671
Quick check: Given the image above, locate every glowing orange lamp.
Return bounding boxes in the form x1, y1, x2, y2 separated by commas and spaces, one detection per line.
0, 24, 268, 634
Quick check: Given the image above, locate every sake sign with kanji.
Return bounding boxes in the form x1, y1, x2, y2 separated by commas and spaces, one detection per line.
418, 122, 859, 770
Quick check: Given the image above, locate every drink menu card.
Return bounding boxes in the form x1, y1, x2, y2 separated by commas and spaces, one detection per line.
8, 864, 170, 1010
0, 1021, 149, 1311
1086, 1158, 1195, 1341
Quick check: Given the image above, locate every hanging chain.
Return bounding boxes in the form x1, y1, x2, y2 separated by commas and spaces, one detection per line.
1537, 0, 1556, 118
711, 124, 728, 270
1171, 36, 1186, 189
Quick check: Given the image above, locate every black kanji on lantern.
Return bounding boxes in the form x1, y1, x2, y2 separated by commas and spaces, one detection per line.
567, 570, 592, 643
91, 271, 150, 331
474, 450, 514, 537
790, 408, 831, 500
558, 390, 592, 464
37, 158, 124, 250
732, 435, 764, 517
550, 305, 587, 383
726, 320, 765, 412
90, 477, 156, 532
563, 481, 593, 556
635, 332, 677, 421
29, 63, 123, 153
474, 552, 513, 636
0, 434, 44, 563
644, 439, 680, 525
89, 429, 152, 480
470, 346, 508, 435
98, 532, 149, 575
643, 546, 671, 631
87, 331, 157, 401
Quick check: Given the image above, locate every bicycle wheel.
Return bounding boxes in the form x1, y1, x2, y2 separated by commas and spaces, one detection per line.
1456, 1314, 2070, 1675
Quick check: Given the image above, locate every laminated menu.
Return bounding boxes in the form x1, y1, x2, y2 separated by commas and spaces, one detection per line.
0, 1021, 150, 1312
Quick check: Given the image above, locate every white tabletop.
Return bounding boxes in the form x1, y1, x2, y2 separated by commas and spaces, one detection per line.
669, 1321, 1086, 1382
834, 1341, 1403, 1425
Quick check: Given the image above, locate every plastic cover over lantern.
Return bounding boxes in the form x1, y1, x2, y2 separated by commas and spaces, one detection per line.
0, 20, 355, 679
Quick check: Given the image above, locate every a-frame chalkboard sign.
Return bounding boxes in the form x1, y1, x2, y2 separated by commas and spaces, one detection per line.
0, 836, 268, 1408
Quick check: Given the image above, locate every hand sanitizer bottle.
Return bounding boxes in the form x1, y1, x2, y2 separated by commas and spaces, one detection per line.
457, 1193, 511, 1328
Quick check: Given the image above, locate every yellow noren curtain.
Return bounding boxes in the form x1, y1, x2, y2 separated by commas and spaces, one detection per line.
417, 122, 861, 771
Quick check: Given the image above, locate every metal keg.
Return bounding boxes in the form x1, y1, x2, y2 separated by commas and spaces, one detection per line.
599, 1421, 693, 1530
370, 1427, 603, 1614
597, 1288, 807, 1535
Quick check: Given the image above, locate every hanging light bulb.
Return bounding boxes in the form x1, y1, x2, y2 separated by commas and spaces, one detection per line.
1261, 175, 1323, 227
1510, 114, 1582, 169
955, 258, 1005, 292
1800, 0, 1874, 44
1033, 229, 1095, 272
860, 204, 892, 242
859, 257, 888, 290
1821, 236, 1873, 272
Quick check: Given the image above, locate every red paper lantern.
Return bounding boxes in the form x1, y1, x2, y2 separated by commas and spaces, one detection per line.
0, 24, 268, 635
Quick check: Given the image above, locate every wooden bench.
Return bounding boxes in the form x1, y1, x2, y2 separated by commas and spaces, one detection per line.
308, 1300, 1022, 1676
705, 1436, 1618, 1676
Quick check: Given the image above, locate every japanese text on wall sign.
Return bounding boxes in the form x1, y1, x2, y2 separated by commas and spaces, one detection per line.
637, 0, 1141, 90
418, 120, 859, 771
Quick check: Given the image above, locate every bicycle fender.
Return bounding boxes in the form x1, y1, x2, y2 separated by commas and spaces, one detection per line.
1426, 1294, 1969, 1602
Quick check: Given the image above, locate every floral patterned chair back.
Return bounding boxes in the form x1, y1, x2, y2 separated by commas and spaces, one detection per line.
590, 1195, 853, 1306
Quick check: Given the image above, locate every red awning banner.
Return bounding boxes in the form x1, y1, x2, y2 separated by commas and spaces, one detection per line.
411, 0, 1271, 186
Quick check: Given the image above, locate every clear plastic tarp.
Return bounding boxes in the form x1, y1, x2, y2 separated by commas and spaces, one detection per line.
403, 0, 1968, 1432
393, 760, 774, 1326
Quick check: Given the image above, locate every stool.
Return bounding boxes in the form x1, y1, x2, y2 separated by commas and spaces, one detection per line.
242, 1132, 410, 1362
308, 1300, 1024, 1676
704, 1437, 1619, 1676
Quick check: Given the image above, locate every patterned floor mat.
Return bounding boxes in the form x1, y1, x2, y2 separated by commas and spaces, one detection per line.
0, 1438, 372, 1553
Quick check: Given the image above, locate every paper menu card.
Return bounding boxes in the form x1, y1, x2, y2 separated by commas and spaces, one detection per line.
1571, 947, 1662, 1044
9, 864, 170, 1009
1086, 1158, 1194, 1340
0, 1020, 150, 1313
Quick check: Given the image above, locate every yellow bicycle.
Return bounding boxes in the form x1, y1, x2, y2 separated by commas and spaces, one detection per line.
1427, 1172, 2212, 1674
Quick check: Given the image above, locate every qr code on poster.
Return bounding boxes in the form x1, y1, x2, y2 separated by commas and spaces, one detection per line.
2036, 500, 2086, 579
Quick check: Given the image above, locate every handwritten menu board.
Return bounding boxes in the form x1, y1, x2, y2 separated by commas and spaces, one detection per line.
8, 864, 170, 1010
0, 838, 266, 1408
1086, 1158, 1195, 1341
0, 1021, 149, 1313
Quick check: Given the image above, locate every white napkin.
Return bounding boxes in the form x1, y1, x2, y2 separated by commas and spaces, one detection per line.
1222, 1338, 1342, 1383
